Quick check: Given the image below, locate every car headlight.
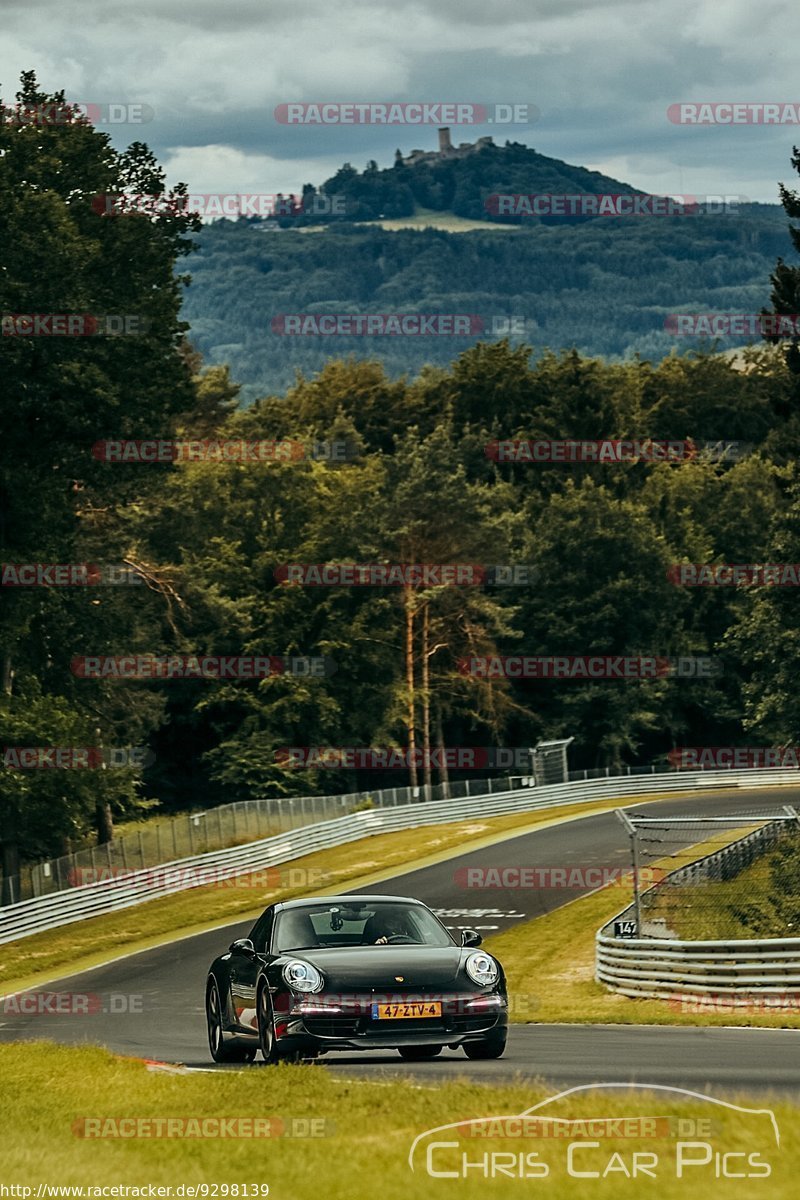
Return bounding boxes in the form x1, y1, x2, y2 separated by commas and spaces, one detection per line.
282, 960, 323, 993
465, 951, 499, 986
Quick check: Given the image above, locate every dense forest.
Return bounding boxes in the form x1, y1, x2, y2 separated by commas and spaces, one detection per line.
183, 211, 792, 398
3, 75, 800, 878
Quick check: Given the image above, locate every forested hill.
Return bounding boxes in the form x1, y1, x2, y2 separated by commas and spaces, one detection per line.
181, 202, 793, 400
291, 138, 642, 224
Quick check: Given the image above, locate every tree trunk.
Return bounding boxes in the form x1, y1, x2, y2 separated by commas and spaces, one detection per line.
2, 654, 13, 696
435, 706, 450, 800
404, 591, 418, 790
421, 603, 432, 799
96, 798, 114, 845
94, 727, 114, 843
1, 809, 20, 905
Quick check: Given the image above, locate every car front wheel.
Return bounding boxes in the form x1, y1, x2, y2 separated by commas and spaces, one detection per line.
206, 979, 256, 1064
257, 983, 279, 1064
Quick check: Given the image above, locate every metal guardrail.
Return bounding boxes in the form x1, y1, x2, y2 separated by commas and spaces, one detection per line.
7, 780, 469, 904
7, 763, 666, 904
3, 766, 800, 946
597, 937, 800, 998
596, 811, 800, 1002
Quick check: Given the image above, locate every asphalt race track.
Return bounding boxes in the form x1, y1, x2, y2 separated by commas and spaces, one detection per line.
2, 787, 799, 1094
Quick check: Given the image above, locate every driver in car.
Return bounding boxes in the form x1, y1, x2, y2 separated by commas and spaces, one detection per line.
367, 909, 415, 944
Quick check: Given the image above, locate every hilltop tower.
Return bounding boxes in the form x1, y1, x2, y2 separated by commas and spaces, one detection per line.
438, 127, 453, 155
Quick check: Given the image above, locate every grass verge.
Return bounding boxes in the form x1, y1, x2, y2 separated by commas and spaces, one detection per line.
0, 1042, 795, 1199
486, 828, 800, 1029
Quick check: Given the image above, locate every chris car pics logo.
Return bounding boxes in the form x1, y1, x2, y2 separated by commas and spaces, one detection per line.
409, 1084, 778, 1181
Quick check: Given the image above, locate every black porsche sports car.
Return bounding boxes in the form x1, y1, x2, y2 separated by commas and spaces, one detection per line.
205, 894, 508, 1064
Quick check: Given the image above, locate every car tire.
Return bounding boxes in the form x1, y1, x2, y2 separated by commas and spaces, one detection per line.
397, 1045, 443, 1060
206, 979, 256, 1064
257, 982, 279, 1065
463, 1032, 507, 1060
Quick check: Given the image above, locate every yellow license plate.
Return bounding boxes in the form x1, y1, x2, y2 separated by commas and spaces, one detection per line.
373, 1001, 442, 1019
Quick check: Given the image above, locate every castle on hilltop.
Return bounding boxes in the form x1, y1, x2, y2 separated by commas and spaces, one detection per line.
396, 126, 494, 167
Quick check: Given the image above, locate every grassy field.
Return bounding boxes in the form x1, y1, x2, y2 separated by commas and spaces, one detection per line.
353, 206, 518, 232
0, 1042, 795, 1198
0, 796, 637, 992
485, 828, 800, 1029
297, 206, 514, 233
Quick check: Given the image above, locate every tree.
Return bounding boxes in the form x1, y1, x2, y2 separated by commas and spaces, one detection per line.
513, 478, 689, 768
727, 466, 800, 743
0, 71, 201, 868
766, 145, 800, 384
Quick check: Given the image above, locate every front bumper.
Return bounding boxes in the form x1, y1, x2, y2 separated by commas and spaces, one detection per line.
273, 992, 508, 1052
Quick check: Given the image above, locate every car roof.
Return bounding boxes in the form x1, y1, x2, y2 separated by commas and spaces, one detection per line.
273, 894, 426, 912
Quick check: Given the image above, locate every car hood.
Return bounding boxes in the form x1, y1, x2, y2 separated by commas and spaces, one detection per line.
281, 945, 472, 989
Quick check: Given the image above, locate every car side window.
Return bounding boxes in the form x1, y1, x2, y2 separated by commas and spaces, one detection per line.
249, 911, 274, 954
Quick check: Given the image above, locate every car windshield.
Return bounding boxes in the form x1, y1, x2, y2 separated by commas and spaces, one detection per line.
273, 901, 454, 952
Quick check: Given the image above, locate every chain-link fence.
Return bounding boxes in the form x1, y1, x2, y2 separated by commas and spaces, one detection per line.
5, 761, 790, 908
2, 774, 526, 904
613, 807, 800, 939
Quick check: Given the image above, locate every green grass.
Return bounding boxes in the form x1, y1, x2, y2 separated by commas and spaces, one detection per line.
356, 207, 516, 232
297, 206, 515, 233
485, 829, 800, 1029
643, 848, 799, 940
0, 797, 637, 992
0, 1043, 796, 1198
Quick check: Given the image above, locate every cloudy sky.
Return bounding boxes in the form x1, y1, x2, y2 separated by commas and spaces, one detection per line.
2, 0, 799, 203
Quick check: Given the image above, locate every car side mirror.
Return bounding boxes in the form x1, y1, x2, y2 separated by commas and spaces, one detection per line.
461, 929, 482, 947
229, 938, 257, 957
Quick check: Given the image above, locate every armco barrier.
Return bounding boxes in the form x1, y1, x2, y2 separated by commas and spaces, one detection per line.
596, 935, 800, 1002
596, 814, 800, 1003
2, 767, 799, 946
